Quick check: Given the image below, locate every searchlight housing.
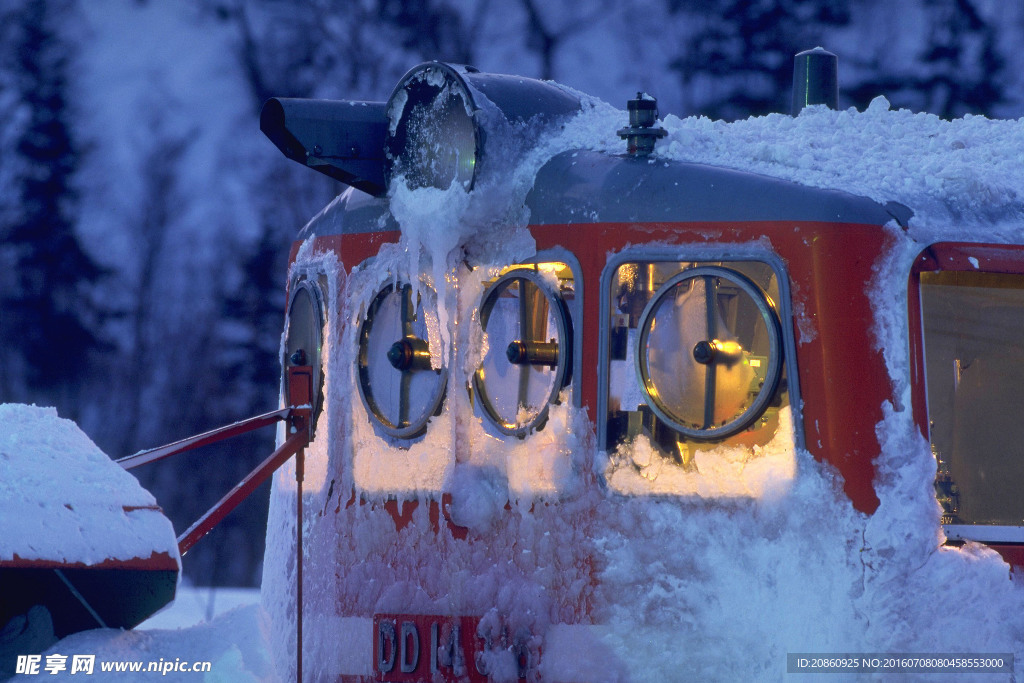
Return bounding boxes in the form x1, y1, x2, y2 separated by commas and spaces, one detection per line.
260, 98, 388, 196
384, 63, 581, 192
261, 63, 581, 196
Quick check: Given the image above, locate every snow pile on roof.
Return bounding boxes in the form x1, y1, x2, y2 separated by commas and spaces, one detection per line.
0, 404, 178, 566
666, 99, 1023, 233
541, 93, 1024, 237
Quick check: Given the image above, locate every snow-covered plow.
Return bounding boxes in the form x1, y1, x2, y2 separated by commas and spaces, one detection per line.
0, 363, 315, 677
0, 405, 179, 673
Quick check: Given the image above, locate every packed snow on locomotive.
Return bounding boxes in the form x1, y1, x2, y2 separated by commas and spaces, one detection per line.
250, 49, 1024, 681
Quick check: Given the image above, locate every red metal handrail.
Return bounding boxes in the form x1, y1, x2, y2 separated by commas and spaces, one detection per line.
117, 405, 309, 557
118, 366, 313, 678
176, 425, 308, 555
117, 366, 314, 557
116, 407, 296, 471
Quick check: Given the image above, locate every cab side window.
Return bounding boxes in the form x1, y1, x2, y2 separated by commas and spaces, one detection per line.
921, 269, 1024, 535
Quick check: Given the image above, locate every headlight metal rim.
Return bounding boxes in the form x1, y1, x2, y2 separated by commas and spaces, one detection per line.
356, 280, 449, 441
634, 264, 783, 441
472, 268, 573, 439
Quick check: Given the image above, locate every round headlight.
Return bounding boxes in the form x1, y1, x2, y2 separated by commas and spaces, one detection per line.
472, 268, 573, 437
385, 64, 478, 191
284, 278, 326, 430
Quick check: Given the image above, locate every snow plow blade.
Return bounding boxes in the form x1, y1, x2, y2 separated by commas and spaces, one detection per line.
0, 404, 180, 675
0, 554, 178, 638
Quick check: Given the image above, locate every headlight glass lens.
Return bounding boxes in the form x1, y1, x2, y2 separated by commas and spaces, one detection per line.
386, 68, 477, 191
473, 266, 573, 438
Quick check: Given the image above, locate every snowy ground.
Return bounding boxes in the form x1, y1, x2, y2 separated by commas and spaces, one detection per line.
137, 585, 261, 632
23, 589, 269, 682
18, 599, 274, 682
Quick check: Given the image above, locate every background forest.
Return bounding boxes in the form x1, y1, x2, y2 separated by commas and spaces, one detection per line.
1, 0, 1022, 587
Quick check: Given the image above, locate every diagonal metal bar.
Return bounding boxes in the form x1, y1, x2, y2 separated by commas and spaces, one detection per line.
703, 275, 718, 430
176, 428, 309, 556
116, 408, 295, 470
54, 569, 108, 629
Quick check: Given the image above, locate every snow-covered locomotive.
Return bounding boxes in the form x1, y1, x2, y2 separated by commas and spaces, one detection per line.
259, 50, 1024, 681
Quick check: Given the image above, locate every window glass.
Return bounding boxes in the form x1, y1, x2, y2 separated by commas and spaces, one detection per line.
606, 260, 787, 463
473, 262, 575, 437
921, 271, 1024, 527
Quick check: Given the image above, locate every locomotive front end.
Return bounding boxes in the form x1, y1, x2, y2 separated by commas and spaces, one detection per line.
261, 54, 1024, 681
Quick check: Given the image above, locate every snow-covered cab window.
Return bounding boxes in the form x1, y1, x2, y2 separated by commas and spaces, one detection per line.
605, 259, 787, 464
920, 269, 1024, 540
472, 262, 575, 438
284, 277, 326, 428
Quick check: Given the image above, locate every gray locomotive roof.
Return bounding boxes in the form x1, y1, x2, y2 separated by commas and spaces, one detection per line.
298, 187, 398, 240
300, 148, 902, 240
525, 149, 901, 227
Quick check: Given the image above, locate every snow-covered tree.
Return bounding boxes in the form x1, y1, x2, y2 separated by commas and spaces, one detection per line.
839, 0, 1005, 117
0, 0, 103, 417
667, 0, 852, 119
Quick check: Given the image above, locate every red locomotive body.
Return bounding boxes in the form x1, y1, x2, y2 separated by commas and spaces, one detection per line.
257, 57, 1024, 680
